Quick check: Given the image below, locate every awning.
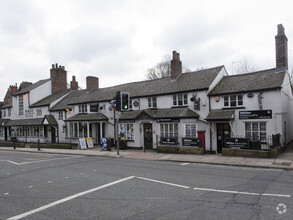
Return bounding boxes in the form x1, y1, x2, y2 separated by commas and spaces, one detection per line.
206, 109, 234, 121
2, 115, 58, 126
64, 113, 108, 122
119, 108, 199, 121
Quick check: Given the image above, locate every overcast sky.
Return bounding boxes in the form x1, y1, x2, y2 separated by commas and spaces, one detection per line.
1, 0, 293, 99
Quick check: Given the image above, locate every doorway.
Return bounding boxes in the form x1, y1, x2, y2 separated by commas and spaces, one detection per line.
143, 123, 153, 149
216, 123, 231, 153
51, 126, 56, 143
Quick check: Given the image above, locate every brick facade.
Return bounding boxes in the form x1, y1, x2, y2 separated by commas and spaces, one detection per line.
171, 51, 182, 79
86, 76, 99, 90
275, 24, 288, 70
50, 64, 67, 94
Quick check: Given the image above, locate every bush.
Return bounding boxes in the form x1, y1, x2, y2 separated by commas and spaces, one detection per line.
29, 143, 74, 149
0, 141, 25, 148
157, 146, 204, 155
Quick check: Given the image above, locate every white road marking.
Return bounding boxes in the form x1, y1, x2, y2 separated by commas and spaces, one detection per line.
48, 181, 52, 184
28, 186, 33, 188
180, 163, 190, 166
136, 176, 190, 189
4, 192, 9, 195
193, 187, 291, 198
3, 155, 84, 166
7, 176, 135, 220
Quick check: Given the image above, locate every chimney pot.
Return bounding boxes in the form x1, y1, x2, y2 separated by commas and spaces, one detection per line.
171, 50, 182, 79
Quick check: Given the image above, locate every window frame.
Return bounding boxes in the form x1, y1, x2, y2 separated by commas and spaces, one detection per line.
148, 97, 157, 108
172, 93, 188, 107
245, 122, 267, 143
223, 94, 244, 108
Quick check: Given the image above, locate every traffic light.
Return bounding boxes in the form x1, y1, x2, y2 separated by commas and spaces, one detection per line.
115, 91, 121, 111
121, 92, 130, 111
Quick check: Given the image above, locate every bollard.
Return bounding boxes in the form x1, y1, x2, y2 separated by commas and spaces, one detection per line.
13, 140, 16, 150
38, 139, 40, 151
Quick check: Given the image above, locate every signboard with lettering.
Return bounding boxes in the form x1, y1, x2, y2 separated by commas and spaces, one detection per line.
86, 137, 94, 149
79, 138, 87, 150
182, 138, 201, 147
239, 110, 272, 120
25, 109, 34, 118
225, 138, 250, 149
160, 137, 178, 145
157, 119, 180, 123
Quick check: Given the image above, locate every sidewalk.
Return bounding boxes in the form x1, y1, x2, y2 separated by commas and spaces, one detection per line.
1, 146, 293, 170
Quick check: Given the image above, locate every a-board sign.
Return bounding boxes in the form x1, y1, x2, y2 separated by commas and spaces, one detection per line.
79, 138, 87, 150
225, 138, 250, 149
86, 137, 94, 149
182, 138, 201, 147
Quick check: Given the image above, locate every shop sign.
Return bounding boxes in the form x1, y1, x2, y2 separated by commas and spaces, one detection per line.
157, 119, 180, 123
225, 138, 250, 149
25, 109, 34, 118
160, 137, 178, 145
239, 110, 272, 120
182, 138, 201, 147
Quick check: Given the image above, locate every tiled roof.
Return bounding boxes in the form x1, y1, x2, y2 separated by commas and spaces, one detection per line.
208, 69, 285, 95
43, 115, 58, 125
30, 89, 72, 107
206, 109, 234, 121
50, 66, 223, 110
64, 113, 108, 122
120, 108, 199, 120
5, 118, 44, 126
14, 79, 50, 96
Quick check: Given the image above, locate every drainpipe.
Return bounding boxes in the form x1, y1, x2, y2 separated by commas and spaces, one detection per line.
208, 96, 213, 154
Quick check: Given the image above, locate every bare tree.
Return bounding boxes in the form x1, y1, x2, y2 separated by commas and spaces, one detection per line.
233, 57, 259, 74
146, 55, 191, 80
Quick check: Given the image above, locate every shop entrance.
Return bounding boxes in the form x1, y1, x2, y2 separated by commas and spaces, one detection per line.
143, 123, 153, 149
216, 123, 231, 153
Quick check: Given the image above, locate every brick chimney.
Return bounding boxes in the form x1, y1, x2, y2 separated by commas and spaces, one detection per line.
50, 63, 67, 94
86, 76, 99, 90
9, 85, 18, 94
70, 76, 78, 90
275, 24, 288, 70
171, 51, 182, 79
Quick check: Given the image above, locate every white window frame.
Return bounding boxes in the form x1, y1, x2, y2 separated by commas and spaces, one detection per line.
19, 95, 24, 115
185, 123, 196, 138
224, 94, 243, 107
7, 108, 11, 117
245, 122, 267, 142
148, 97, 157, 108
119, 123, 134, 140
36, 108, 42, 116
160, 123, 178, 138
173, 94, 188, 106
79, 105, 88, 113
58, 111, 63, 120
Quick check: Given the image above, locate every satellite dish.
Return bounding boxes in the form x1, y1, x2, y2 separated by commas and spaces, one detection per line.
190, 97, 195, 102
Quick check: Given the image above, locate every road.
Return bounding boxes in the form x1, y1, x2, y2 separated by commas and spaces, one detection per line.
0, 150, 292, 219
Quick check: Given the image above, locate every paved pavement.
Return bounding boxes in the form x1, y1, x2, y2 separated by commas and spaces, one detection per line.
1, 143, 293, 170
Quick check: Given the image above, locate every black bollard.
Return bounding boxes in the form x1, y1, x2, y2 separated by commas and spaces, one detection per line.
13, 140, 16, 150
38, 139, 40, 151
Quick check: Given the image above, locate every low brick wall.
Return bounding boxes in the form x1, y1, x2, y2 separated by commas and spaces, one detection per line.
222, 145, 283, 158
157, 146, 204, 155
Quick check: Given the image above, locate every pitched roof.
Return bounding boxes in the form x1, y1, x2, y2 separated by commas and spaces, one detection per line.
208, 68, 285, 95
120, 108, 199, 120
64, 113, 108, 122
14, 79, 50, 95
206, 109, 234, 121
50, 66, 224, 110
30, 89, 71, 108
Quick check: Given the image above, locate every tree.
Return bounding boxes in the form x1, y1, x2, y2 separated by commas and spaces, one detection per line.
233, 57, 259, 74
146, 55, 191, 80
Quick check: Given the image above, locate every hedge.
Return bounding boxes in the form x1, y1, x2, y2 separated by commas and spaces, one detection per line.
157, 145, 204, 155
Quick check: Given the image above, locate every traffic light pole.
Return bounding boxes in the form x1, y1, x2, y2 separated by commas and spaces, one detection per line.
116, 112, 123, 155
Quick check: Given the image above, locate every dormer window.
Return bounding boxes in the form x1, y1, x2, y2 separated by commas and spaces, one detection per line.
224, 95, 243, 107
173, 93, 188, 106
